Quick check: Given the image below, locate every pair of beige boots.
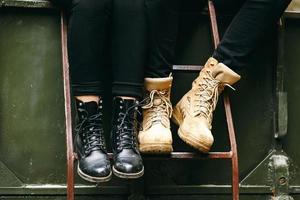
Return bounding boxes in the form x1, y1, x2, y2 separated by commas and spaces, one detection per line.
138, 57, 241, 154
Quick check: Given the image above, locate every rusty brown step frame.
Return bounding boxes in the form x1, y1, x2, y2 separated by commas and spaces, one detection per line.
60, 1, 239, 199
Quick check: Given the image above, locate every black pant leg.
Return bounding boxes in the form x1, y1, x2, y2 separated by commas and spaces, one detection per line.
51, 0, 72, 9
111, 0, 147, 99
213, 0, 291, 70
145, 0, 180, 78
68, 0, 112, 96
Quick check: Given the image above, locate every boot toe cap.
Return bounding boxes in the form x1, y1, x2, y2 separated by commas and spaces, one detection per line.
114, 156, 143, 174
139, 124, 172, 144
114, 149, 144, 176
179, 119, 214, 152
79, 159, 111, 178
114, 160, 143, 174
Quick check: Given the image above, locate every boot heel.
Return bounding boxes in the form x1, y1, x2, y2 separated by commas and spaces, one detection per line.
172, 103, 183, 126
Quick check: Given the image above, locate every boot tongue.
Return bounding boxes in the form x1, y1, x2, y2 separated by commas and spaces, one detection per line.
153, 98, 162, 106
123, 99, 136, 109
115, 98, 135, 112
83, 101, 98, 116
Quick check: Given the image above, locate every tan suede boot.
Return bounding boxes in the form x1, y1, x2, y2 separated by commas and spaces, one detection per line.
172, 57, 241, 153
138, 76, 173, 154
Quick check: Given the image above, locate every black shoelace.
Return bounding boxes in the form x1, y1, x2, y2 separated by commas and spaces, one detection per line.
115, 102, 142, 151
75, 110, 106, 154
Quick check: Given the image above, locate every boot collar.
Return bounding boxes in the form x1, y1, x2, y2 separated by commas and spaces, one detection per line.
144, 77, 173, 91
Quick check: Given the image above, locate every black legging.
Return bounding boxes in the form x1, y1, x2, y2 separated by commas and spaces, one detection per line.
148, 0, 290, 74
53, 0, 179, 98
145, 0, 179, 78
69, 0, 146, 98
212, 0, 291, 70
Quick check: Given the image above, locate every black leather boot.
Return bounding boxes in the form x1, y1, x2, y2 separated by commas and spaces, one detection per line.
74, 99, 112, 182
111, 97, 144, 179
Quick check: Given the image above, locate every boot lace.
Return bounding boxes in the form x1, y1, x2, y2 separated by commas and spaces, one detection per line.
193, 71, 220, 125
142, 90, 172, 129
75, 109, 106, 154
116, 102, 142, 151
194, 71, 235, 124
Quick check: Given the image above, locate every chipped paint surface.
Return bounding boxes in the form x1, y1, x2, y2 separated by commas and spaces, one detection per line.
0, 0, 53, 8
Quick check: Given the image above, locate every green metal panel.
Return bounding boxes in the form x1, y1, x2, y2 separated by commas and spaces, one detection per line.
0, 8, 65, 185
285, 18, 300, 186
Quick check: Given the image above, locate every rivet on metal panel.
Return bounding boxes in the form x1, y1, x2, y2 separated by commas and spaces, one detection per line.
269, 153, 294, 200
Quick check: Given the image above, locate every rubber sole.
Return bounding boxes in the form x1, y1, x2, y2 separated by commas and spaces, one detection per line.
139, 144, 173, 154
178, 128, 210, 153
172, 104, 211, 153
77, 164, 112, 183
112, 166, 144, 179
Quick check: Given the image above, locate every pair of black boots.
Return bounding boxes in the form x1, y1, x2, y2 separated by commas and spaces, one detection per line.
74, 97, 144, 182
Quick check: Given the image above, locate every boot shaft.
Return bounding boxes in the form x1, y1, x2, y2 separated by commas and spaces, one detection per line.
193, 57, 241, 89
143, 77, 173, 130
111, 97, 140, 125
74, 99, 106, 156
185, 57, 241, 125
111, 97, 140, 153
76, 99, 103, 122
144, 76, 172, 104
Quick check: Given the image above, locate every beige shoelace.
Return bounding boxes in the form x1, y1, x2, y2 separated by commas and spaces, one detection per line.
193, 71, 236, 125
142, 90, 173, 129
193, 71, 220, 125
